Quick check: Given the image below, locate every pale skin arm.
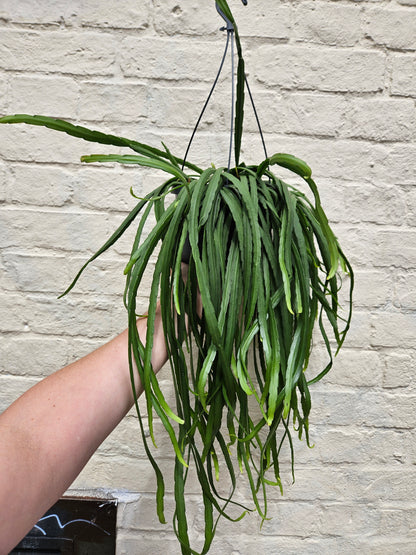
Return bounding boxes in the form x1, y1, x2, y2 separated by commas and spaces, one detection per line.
0, 306, 167, 554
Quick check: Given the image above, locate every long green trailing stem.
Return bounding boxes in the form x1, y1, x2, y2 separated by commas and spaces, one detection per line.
0, 111, 353, 555
0, 114, 202, 174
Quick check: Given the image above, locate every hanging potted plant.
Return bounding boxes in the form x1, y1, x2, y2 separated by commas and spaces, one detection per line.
0, 1, 353, 553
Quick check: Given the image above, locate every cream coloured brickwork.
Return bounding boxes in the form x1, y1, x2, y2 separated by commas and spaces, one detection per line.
1, 1, 415, 553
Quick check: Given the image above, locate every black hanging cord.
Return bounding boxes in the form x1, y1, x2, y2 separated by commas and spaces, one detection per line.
181, 29, 232, 171
245, 75, 268, 160
182, 0, 267, 171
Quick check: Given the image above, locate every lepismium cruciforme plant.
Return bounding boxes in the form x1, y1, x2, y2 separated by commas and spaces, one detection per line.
0, 1, 353, 553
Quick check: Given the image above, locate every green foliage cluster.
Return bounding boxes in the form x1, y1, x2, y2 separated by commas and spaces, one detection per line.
0, 1, 353, 552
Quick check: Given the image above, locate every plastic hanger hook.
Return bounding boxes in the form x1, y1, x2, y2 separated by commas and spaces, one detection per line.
216, 1, 248, 32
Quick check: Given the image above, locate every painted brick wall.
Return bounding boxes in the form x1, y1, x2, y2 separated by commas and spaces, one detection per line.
1, 1, 415, 553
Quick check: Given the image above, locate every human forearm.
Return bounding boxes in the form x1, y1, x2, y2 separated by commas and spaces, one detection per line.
0, 308, 167, 553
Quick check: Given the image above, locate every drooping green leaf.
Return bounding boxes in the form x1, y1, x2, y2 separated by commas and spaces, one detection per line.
0, 113, 202, 173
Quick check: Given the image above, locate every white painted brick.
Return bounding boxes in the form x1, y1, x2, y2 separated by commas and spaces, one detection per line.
7, 75, 79, 117
364, 7, 416, 50
394, 271, 416, 310
344, 98, 415, 142
1, 251, 73, 293
260, 501, 320, 536
360, 468, 416, 503
306, 427, 415, 466
120, 37, 225, 81
0, 336, 71, 377
0, 207, 113, 252
352, 270, 394, 308
153, 0, 292, 40
371, 312, 416, 348
404, 187, 416, 226
0, 250, 129, 299
359, 540, 416, 555
323, 139, 416, 185
323, 348, 382, 387
0, 161, 7, 203
320, 180, 407, 227
116, 532, 181, 555
317, 502, 380, 537
153, 0, 218, 36
242, 134, 380, 183
262, 465, 338, 502
259, 92, 348, 138
147, 85, 220, 130
230, 0, 292, 40
97, 408, 182, 460
252, 46, 386, 93
391, 54, 416, 97
74, 166, 141, 211
72, 453, 196, 493
0, 30, 116, 75
80, 0, 151, 29
6, 164, 74, 206
279, 465, 416, 504
0, 247, 17, 293
211, 535, 359, 555
78, 81, 148, 122
114, 492, 142, 530
0, 292, 123, 337
0, 290, 67, 334
0, 72, 7, 112
383, 352, 414, 388
339, 226, 416, 270
310, 387, 416, 429
379, 507, 416, 538
294, 1, 362, 46
0, 1, 80, 25
66, 256, 128, 298
382, 143, 416, 185
326, 309, 371, 349
371, 310, 416, 348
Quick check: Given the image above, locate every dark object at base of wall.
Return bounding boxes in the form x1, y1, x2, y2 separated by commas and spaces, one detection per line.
10, 497, 117, 555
